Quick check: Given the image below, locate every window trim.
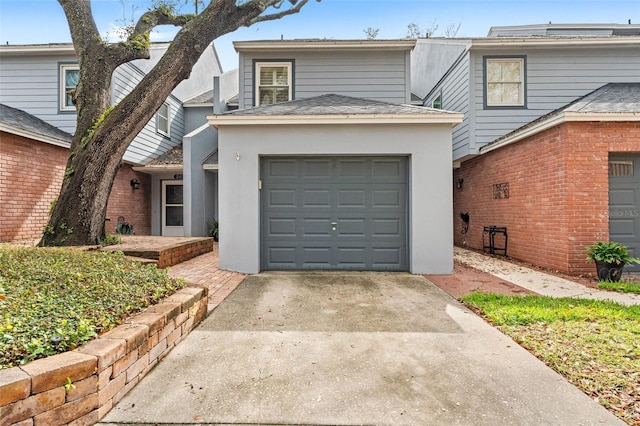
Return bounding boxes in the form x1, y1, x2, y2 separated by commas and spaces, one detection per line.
156, 102, 170, 137
483, 55, 527, 109
59, 63, 79, 113
253, 60, 295, 106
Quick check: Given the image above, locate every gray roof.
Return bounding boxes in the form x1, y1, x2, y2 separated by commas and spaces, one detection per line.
564, 83, 640, 113
184, 90, 214, 106
146, 144, 183, 165
221, 94, 455, 117
0, 103, 72, 143
486, 83, 640, 148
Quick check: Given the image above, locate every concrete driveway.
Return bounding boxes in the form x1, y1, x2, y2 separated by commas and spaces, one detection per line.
100, 272, 622, 425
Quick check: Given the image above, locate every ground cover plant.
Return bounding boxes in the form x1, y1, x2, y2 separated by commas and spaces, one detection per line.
461, 293, 640, 425
0, 246, 185, 368
598, 280, 640, 295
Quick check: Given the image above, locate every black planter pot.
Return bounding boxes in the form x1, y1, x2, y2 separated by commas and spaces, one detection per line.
594, 260, 625, 282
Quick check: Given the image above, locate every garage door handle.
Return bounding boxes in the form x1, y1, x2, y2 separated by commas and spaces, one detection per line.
331, 222, 337, 231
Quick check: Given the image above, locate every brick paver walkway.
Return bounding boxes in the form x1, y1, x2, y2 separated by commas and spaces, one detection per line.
167, 243, 246, 313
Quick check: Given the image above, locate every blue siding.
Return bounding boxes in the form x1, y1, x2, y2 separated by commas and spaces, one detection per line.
0, 53, 78, 134
239, 50, 409, 108
471, 46, 640, 150
425, 52, 471, 161
113, 63, 186, 164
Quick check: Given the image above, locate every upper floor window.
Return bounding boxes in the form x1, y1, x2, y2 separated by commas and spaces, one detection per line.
60, 64, 79, 112
484, 56, 526, 108
157, 103, 170, 137
432, 94, 443, 109
255, 61, 292, 106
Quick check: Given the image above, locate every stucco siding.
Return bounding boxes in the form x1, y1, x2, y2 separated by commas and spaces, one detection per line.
239, 50, 409, 108
217, 123, 454, 275
471, 46, 640, 149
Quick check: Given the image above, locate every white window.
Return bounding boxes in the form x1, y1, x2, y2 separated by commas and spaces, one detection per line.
157, 103, 170, 137
60, 64, 79, 111
485, 57, 525, 107
255, 62, 292, 106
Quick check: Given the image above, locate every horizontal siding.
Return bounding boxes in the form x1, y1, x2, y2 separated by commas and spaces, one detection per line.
0, 56, 186, 166
472, 46, 640, 148
425, 53, 471, 161
0, 54, 79, 134
240, 50, 409, 108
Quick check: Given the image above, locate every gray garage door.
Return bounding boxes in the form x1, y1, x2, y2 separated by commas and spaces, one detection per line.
261, 156, 408, 271
609, 155, 640, 272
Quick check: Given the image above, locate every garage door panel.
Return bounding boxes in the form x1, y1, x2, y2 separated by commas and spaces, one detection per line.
267, 218, 297, 236
303, 218, 332, 237
262, 156, 408, 271
302, 160, 332, 178
303, 189, 332, 207
336, 159, 367, 178
266, 247, 298, 267
268, 160, 298, 177
372, 159, 405, 181
268, 189, 297, 207
337, 190, 366, 207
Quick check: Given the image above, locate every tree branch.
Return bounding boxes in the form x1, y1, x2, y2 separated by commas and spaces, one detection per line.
131, 8, 194, 41
248, 0, 311, 25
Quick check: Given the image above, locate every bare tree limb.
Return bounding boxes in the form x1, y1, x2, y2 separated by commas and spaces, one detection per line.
248, 0, 310, 25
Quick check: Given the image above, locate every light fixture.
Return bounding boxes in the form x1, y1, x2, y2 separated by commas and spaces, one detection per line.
235, 152, 241, 161
130, 179, 140, 190
456, 178, 464, 189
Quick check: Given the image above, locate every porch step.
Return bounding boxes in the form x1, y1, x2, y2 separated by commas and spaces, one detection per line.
102, 236, 213, 268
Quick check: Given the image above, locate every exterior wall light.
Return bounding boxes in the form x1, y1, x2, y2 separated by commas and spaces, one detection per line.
456, 178, 464, 189
130, 179, 140, 189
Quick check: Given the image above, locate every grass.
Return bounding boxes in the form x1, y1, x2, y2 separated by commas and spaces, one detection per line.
461, 293, 640, 425
0, 246, 185, 369
598, 280, 640, 294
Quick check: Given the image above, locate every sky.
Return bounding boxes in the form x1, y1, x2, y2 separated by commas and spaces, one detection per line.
1, 0, 639, 71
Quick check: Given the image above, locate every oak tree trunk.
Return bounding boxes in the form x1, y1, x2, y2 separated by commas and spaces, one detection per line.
41, 0, 311, 246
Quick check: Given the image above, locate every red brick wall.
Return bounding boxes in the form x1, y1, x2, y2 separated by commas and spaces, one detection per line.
1, 132, 151, 243
454, 121, 640, 275
105, 166, 151, 236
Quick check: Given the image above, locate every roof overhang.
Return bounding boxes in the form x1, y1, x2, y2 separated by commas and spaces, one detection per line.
469, 36, 640, 49
0, 44, 76, 56
234, 39, 417, 52
208, 113, 464, 128
0, 123, 71, 148
480, 111, 640, 155
132, 165, 183, 174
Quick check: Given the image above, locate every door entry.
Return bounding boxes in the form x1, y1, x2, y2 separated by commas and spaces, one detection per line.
162, 180, 184, 237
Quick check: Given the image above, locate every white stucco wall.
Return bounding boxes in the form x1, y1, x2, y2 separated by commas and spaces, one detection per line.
216, 123, 454, 275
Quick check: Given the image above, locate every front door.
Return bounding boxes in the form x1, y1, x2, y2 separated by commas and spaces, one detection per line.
609, 155, 640, 272
162, 180, 184, 237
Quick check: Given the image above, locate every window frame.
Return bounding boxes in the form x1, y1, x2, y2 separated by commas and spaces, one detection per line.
156, 102, 170, 138
59, 63, 80, 112
483, 56, 527, 109
253, 60, 294, 106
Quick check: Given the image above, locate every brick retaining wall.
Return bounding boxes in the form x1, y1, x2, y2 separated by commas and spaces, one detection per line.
0, 286, 208, 426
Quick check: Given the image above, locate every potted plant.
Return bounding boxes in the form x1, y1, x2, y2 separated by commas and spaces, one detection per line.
585, 241, 640, 282
207, 219, 219, 242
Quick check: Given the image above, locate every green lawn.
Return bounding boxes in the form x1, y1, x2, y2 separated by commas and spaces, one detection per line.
0, 246, 185, 368
461, 293, 640, 425
598, 280, 640, 294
